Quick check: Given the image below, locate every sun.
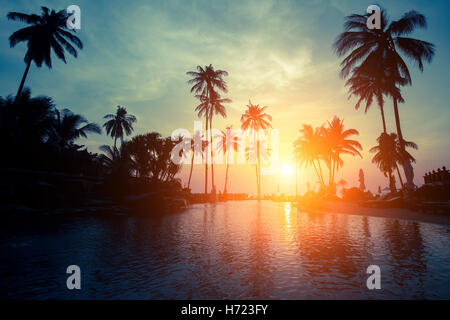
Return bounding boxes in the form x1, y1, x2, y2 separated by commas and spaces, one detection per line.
281, 163, 294, 176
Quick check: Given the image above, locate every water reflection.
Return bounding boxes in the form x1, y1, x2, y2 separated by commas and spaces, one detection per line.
0, 201, 449, 299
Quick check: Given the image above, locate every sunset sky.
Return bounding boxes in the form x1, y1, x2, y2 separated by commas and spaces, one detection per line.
1, 0, 449, 195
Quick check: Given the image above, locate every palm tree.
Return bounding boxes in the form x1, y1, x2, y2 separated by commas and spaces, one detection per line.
370, 133, 398, 192
186, 130, 209, 191
0, 87, 55, 146
208, 90, 231, 192
394, 133, 418, 188
0, 88, 56, 168
216, 126, 241, 195
49, 108, 101, 151
187, 64, 228, 194
7, 7, 83, 103
345, 70, 403, 133
294, 124, 326, 191
370, 132, 417, 192
100, 144, 132, 179
241, 101, 272, 199
125, 132, 182, 184
126, 134, 151, 178
334, 7, 434, 187
103, 106, 136, 149
325, 116, 362, 186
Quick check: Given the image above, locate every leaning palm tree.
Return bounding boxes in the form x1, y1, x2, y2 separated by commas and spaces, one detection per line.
103, 106, 136, 149
187, 64, 228, 194
7, 7, 83, 103
49, 108, 101, 151
333, 7, 435, 188
393, 133, 418, 188
241, 101, 272, 199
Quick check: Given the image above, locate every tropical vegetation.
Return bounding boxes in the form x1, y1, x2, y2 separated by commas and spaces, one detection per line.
334, 6, 435, 188
294, 116, 362, 194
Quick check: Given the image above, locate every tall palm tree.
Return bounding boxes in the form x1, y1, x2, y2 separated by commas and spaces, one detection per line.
241, 101, 272, 199
334, 7, 434, 187
208, 90, 231, 193
345, 69, 403, 133
103, 106, 136, 149
49, 108, 101, 151
7, 7, 83, 103
186, 130, 208, 191
187, 64, 228, 194
216, 126, 241, 195
325, 116, 362, 186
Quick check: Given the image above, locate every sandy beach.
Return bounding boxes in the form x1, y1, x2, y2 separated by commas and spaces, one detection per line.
297, 201, 450, 226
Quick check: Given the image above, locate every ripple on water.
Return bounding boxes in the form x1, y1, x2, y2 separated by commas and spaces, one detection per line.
1, 200, 449, 299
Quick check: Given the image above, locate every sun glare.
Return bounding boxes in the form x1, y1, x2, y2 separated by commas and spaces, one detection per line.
281, 164, 293, 176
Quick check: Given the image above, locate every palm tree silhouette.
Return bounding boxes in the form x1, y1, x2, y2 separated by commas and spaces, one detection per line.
345, 70, 403, 133
100, 144, 132, 179
126, 134, 151, 178
7, 7, 83, 103
241, 101, 272, 199
294, 124, 326, 190
187, 64, 228, 195
294, 118, 362, 193
103, 106, 136, 149
126, 132, 182, 183
334, 7, 434, 187
0, 87, 54, 145
208, 90, 231, 193
186, 130, 209, 191
370, 132, 417, 192
216, 126, 241, 195
0, 88, 56, 168
49, 108, 101, 151
325, 116, 362, 186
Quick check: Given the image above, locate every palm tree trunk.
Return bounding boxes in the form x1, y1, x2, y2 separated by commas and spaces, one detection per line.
312, 161, 323, 191
331, 158, 336, 186
389, 170, 396, 193
316, 159, 325, 190
255, 164, 259, 190
114, 136, 117, 150
380, 103, 387, 133
395, 163, 404, 188
328, 156, 332, 186
187, 150, 194, 190
224, 150, 229, 194
209, 112, 215, 192
204, 114, 209, 195
393, 98, 404, 144
393, 97, 413, 187
257, 156, 261, 199
14, 59, 32, 104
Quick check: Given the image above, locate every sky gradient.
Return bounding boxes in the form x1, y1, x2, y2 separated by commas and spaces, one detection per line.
1, 0, 449, 195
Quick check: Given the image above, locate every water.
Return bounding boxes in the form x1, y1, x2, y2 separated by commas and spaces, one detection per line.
1, 200, 449, 299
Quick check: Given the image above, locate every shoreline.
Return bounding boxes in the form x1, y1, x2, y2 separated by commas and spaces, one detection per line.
296, 201, 450, 226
